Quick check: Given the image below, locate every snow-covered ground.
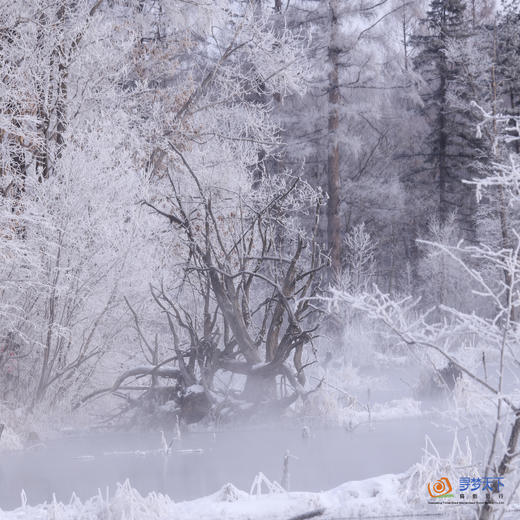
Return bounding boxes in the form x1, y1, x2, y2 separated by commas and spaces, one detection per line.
0, 471, 430, 520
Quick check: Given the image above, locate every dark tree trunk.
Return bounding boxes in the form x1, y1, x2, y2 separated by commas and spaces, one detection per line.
327, 0, 341, 276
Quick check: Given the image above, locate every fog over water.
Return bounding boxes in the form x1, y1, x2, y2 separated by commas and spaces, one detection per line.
0, 416, 459, 510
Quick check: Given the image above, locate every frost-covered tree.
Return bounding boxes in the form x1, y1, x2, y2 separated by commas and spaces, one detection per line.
411, 0, 479, 236
331, 104, 520, 520
271, 0, 419, 290
0, 0, 157, 409
69, 1, 328, 425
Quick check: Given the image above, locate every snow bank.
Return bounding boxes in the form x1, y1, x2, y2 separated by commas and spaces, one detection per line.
0, 471, 428, 520
322, 473, 412, 518
369, 398, 422, 421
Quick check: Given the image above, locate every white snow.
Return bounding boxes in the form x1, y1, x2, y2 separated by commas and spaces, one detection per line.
0, 469, 432, 520
369, 398, 423, 421
185, 385, 205, 395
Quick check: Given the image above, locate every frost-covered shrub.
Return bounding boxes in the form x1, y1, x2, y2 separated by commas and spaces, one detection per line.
417, 214, 476, 312
340, 223, 377, 295
415, 361, 463, 400
405, 434, 476, 519
0, 403, 24, 451
0, 425, 23, 452
299, 387, 357, 426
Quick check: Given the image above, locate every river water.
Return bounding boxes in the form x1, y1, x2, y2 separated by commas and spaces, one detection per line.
0, 417, 456, 510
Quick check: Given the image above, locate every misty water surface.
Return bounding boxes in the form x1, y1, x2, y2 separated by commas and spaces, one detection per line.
0, 417, 457, 510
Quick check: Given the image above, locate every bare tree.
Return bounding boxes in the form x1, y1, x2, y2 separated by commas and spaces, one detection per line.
82, 153, 327, 424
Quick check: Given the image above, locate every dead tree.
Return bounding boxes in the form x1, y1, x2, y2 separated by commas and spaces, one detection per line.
81, 147, 327, 424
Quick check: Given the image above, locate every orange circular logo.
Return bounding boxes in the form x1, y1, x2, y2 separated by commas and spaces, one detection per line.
428, 477, 453, 497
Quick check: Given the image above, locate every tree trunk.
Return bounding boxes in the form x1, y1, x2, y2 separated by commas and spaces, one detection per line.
327, 0, 341, 276
402, 1, 408, 71
479, 412, 520, 520
55, 2, 68, 163
438, 37, 448, 224
242, 372, 277, 403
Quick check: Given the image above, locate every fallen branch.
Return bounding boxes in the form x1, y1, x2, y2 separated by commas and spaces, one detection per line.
287, 509, 325, 520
